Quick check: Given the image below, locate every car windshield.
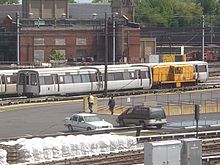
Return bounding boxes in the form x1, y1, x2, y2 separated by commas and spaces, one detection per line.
84, 116, 103, 122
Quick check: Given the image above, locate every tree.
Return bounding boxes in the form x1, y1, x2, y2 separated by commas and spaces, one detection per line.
0, 0, 19, 4
92, 0, 110, 3
49, 50, 65, 61
69, 0, 76, 3
135, 0, 203, 27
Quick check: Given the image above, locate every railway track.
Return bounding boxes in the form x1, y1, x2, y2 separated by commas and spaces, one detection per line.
0, 82, 219, 107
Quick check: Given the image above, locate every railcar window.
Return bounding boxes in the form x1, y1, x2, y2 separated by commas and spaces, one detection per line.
59, 76, 64, 84
123, 72, 130, 80
44, 76, 53, 85
141, 71, 147, 78
198, 65, 207, 72
1, 76, 5, 84
81, 74, 90, 83
90, 74, 96, 82
72, 75, 81, 83
18, 74, 25, 85
64, 75, 73, 84
30, 74, 37, 85
39, 77, 44, 85
129, 72, 136, 79
108, 73, 114, 81
114, 72, 123, 80
6, 76, 16, 84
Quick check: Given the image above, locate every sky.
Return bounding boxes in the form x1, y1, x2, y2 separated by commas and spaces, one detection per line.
19, 0, 92, 3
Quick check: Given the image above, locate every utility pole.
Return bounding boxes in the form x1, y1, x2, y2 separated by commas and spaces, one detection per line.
202, 15, 205, 61
104, 12, 108, 97
112, 12, 118, 65
16, 12, 20, 65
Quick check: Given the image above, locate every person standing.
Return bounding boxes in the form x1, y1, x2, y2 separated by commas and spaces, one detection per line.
108, 96, 115, 115
88, 93, 94, 113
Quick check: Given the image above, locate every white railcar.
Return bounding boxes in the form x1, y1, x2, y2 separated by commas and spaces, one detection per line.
17, 64, 152, 96
0, 69, 19, 95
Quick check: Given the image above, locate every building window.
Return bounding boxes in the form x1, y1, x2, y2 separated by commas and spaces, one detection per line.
34, 38, 44, 45
55, 39, 65, 45
34, 50, 44, 63
76, 38, 87, 45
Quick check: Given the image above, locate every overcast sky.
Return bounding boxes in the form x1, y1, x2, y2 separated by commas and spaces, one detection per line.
19, 0, 92, 3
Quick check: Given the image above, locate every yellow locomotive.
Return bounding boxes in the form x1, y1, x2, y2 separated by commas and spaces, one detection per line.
152, 64, 196, 88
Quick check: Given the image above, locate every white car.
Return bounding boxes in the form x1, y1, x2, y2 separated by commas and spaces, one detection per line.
64, 113, 113, 132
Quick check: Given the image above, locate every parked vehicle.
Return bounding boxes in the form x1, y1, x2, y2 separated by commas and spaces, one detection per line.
116, 105, 167, 129
64, 113, 113, 132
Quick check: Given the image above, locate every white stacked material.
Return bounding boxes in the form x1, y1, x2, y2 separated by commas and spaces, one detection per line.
0, 149, 8, 165
0, 134, 137, 164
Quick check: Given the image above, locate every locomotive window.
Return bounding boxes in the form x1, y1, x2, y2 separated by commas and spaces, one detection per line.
123, 72, 130, 80
30, 74, 37, 85
198, 65, 207, 72
175, 67, 183, 74
6, 76, 16, 84
44, 76, 53, 85
72, 75, 81, 83
64, 75, 73, 84
81, 74, 90, 83
108, 73, 114, 81
114, 72, 123, 80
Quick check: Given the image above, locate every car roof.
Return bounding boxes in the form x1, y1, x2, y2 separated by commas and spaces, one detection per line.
74, 113, 98, 117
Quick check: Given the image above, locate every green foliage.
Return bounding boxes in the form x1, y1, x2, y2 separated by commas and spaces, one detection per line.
92, 0, 110, 3
49, 50, 65, 61
0, 0, 18, 4
69, 0, 76, 3
135, 0, 203, 27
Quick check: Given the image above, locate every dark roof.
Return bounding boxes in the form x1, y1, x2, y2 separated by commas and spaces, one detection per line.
0, 3, 111, 23
0, 4, 21, 23
69, 3, 111, 19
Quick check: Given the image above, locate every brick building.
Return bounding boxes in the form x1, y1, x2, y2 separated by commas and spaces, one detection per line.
0, 0, 145, 65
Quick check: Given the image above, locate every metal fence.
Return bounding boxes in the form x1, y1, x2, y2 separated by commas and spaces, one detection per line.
97, 90, 220, 126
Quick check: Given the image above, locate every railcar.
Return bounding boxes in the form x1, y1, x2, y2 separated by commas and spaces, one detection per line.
16, 61, 209, 97
17, 65, 152, 96
0, 69, 19, 96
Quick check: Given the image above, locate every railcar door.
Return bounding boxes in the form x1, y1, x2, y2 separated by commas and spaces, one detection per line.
95, 71, 103, 91
136, 70, 143, 88
51, 74, 59, 93
0, 74, 6, 94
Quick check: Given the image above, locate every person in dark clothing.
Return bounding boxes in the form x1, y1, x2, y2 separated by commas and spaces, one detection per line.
108, 96, 115, 115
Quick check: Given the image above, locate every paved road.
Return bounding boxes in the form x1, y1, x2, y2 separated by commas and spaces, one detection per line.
1, 89, 220, 140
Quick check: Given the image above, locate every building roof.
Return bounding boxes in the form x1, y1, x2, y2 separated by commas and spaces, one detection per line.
0, 3, 111, 23
69, 3, 111, 20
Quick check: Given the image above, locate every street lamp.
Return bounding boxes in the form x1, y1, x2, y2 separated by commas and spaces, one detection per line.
112, 12, 118, 65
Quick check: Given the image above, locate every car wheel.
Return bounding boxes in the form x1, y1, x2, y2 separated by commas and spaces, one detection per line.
140, 121, 146, 129
156, 125, 162, 129
68, 125, 73, 132
87, 127, 92, 131
119, 119, 125, 127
